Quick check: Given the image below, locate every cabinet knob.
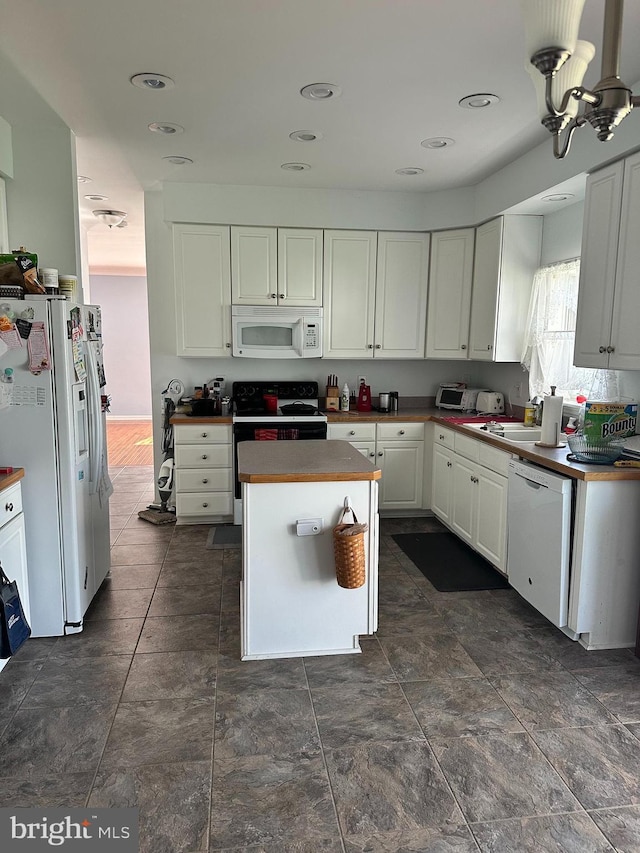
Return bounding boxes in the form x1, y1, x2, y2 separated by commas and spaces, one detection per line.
461, 344, 467, 350
599, 345, 606, 353
202, 478, 209, 484
399, 429, 405, 435
279, 294, 285, 299
487, 344, 492, 350
202, 502, 209, 508
201, 454, 208, 459
439, 434, 445, 440
5, 502, 13, 512
271, 293, 277, 299
201, 432, 208, 438
447, 461, 452, 468
375, 344, 381, 349
607, 345, 615, 353
349, 430, 355, 435
226, 343, 231, 348
369, 452, 375, 457
378, 451, 383, 456
367, 344, 374, 349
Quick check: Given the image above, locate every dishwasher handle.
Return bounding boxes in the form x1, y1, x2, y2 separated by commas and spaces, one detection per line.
514, 472, 547, 490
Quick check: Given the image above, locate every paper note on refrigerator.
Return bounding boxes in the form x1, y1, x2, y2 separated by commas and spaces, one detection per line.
72, 326, 87, 382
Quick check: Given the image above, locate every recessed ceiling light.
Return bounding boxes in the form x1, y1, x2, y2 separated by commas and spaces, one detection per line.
162, 155, 194, 165
148, 122, 184, 134
130, 72, 175, 90
289, 130, 322, 142
458, 93, 500, 109
77, 175, 92, 183
395, 167, 424, 176
84, 194, 108, 201
421, 137, 455, 149
281, 162, 311, 171
542, 193, 575, 202
300, 83, 342, 100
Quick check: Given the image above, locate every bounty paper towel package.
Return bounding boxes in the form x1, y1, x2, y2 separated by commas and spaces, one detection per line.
583, 402, 637, 441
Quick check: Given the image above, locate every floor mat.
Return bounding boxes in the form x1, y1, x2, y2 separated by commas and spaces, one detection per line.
206, 525, 242, 550
392, 531, 509, 592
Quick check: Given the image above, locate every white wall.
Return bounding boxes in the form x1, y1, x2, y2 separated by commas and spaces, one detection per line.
90, 274, 152, 418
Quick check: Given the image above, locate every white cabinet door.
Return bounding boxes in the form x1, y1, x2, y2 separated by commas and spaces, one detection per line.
277, 228, 323, 307
475, 466, 508, 571
469, 218, 501, 360
451, 455, 475, 544
173, 224, 232, 357
352, 441, 376, 461
374, 232, 429, 358
231, 226, 278, 305
574, 162, 624, 368
609, 150, 640, 371
431, 443, 454, 524
426, 228, 475, 359
377, 441, 424, 510
323, 230, 377, 358
0, 513, 30, 625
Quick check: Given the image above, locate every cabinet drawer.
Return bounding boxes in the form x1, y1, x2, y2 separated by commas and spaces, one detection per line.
175, 444, 232, 468
328, 423, 376, 441
174, 424, 231, 444
478, 443, 512, 477
0, 483, 22, 529
454, 432, 480, 462
377, 422, 424, 441
176, 492, 233, 517
433, 426, 455, 449
176, 469, 232, 493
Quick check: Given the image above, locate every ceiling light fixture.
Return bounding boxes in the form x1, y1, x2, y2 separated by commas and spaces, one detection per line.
115, 221, 129, 228
281, 162, 310, 171
162, 155, 193, 165
148, 122, 184, 134
458, 94, 500, 109
300, 83, 342, 100
395, 167, 424, 176
77, 175, 92, 183
524, 0, 640, 159
130, 72, 175, 90
84, 194, 108, 201
542, 192, 576, 202
289, 130, 322, 142
93, 209, 127, 228
421, 137, 456, 149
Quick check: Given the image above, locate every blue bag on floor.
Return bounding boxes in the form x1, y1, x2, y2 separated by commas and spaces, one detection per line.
0, 562, 31, 658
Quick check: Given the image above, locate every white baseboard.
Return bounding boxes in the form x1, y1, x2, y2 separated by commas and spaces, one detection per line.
106, 414, 152, 421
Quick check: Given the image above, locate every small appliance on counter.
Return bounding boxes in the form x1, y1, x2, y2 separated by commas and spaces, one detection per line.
476, 391, 505, 414
378, 392, 391, 413
435, 383, 488, 411
356, 381, 372, 412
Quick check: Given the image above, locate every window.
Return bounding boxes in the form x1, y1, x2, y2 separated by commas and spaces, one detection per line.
521, 259, 619, 403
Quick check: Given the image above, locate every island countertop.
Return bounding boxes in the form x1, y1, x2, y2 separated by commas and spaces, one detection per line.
238, 439, 382, 484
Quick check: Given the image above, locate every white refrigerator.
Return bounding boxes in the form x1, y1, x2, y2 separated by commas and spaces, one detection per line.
0, 296, 112, 636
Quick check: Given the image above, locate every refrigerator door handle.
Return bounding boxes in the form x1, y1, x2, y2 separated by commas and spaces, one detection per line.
85, 342, 103, 494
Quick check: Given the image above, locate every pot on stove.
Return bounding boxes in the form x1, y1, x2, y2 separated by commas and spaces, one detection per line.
279, 401, 318, 415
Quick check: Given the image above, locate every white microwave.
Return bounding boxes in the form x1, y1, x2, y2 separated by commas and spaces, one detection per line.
232, 306, 323, 358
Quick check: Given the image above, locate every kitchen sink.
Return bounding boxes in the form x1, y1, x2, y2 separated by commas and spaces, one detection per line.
462, 422, 543, 442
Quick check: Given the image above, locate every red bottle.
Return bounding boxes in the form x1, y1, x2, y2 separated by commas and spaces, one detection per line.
356, 382, 372, 412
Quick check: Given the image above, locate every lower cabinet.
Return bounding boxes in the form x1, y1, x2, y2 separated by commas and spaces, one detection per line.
0, 481, 30, 672
432, 426, 510, 571
174, 424, 233, 523
328, 421, 424, 511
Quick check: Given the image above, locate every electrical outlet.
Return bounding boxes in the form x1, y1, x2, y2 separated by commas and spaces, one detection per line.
357, 375, 367, 388
514, 381, 522, 398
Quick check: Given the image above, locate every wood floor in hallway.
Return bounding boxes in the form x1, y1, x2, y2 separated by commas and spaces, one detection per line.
106, 419, 153, 466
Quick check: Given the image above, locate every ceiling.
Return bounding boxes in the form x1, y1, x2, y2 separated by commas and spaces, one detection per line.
1, 0, 640, 275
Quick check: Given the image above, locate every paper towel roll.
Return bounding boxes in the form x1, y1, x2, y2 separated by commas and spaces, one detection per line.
540, 393, 563, 446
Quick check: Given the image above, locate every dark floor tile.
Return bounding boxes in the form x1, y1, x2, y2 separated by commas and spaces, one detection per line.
312, 682, 425, 748
379, 631, 483, 681
486, 590, 554, 630
534, 628, 638, 671
137, 614, 219, 653
378, 573, 430, 607
377, 610, 448, 637
112, 527, 174, 546
0, 772, 95, 807
325, 740, 462, 836
303, 639, 397, 687
121, 650, 217, 700
111, 542, 170, 566
431, 731, 579, 822
89, 761, 211, 853
9, 636, 58, 662
209, 754, 338, 850
0, 704, 116, 780
85, 587, 153, 621
99, 698, 214, 770
470, 812, 613, 853
490, 670, 618, 731
589, 804, 640, 852
532, 724, 640, 809
148, 584, 221, 617
217, 653, 307, 691
157, 559, 223, 588
459, 629, 565, 676
105, 565, 162, 589
573, 663, 640, 723
213, 841, 343, 853
22, 655, 132, 708
0, 661, 44, 722
214, 687, 319, 759
51, 618, 143, 658
402, 676, 524, 739
435, 596, 523, 634
343, 826, 479, 852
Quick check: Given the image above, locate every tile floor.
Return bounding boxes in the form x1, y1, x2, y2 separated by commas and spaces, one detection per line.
1, 465, 640, 851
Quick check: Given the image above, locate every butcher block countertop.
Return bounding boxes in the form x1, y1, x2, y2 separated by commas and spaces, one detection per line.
238, 440, 381, 484
0, 468, 24, 492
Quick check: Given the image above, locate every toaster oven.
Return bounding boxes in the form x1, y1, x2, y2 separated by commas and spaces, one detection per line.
435, 386, 488, 411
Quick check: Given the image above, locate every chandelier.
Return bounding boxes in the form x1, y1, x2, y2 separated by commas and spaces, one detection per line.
92, 209, 127, 228
524, 0, 640, 159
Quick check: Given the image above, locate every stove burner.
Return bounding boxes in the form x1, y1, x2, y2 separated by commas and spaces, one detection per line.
232, 380, 320, 416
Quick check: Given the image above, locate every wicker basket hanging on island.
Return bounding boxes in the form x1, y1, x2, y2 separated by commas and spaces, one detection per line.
333, 506, 368, 589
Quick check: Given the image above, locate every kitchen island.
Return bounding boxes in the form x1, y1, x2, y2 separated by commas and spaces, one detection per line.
237, 440, 381, 660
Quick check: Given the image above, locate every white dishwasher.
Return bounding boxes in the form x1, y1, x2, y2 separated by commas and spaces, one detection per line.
507, 459, 573, 628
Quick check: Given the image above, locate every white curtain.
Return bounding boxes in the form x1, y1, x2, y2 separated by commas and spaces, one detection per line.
521, 259, 619, 402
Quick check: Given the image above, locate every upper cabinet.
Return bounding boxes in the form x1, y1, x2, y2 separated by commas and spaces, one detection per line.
231, 226, 322, 307
323, 230, 429, 359
426, 228, 475, 359
173, 224, 232, 357
468, 215, 542, 362
574, 151, 640, 370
